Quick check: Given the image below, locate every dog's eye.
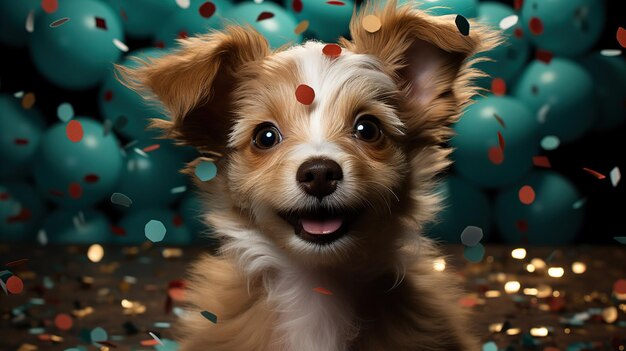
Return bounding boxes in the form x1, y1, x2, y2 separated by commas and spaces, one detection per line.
253, 123, 282, 149
354, 116, 382, 142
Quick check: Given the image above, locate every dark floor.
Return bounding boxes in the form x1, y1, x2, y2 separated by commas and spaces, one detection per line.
1, 244, 625, 350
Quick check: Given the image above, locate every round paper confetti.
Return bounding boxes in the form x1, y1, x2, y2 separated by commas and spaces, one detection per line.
600, 49, 621, 57
68, 182, 83, 199
21, 92, 36, 109
499, 14, 518, 30
6, 275, 24, 294
294, 20, 309, 35
483, 341, 497, 351
257, 12, 274, 22
199, 2, 216, 18
54, 313, 73, 331
529, 17, 544, 35
362, 15, 381, 33
455, 15, 470, 36
487, 146, 504, 165
111, 192, 133, 207
617, 27, 626, 48
66, 120, 84, 142
113, 38, 129, 52
57, 102, 74, 122
322, 44, 342, 58
518, 185, 535, 205
195, 161, 217, 181
41, 0, 59, 14
464, 243, 485, 263
145, 220, 167, 242
540, 135, 560, 150
295, 84, 315, 105
491, 78, 506, 96
200, 310, 218, 324
90, 327, 108, 343
292, 0, 303, 13
460, 226, 483, 247
613, 279, 626, 294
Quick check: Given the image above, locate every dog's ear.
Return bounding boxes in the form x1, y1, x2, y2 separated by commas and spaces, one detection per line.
116, 26, 271, 154
341, 0, 499, 143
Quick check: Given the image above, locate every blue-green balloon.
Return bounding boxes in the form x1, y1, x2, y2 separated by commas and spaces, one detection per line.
227, 2, 302, 49
513, 58, 594, 143
45, 208, 111, 244
283, 0, 353, 42
520, 0, 605, 57
115, 208, 193, 245
425, 175, 491, 243
377, 0, 477, 18
0, 182, 46, 243
33, 118, 123, 207
452, 96, 540, 188
180, 191, 218, 244
494, 170, 583, 245
474, 2, 530, 88
0, 94, 46, 179
0, 0, 40, 46
29, 0, 124, 90
153, 0, 234, 48
106, 0, 179, 38
99, 48, 169, 140
578, 53, 626, 130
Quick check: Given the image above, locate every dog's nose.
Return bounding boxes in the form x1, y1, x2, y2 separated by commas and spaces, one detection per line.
296, 158, 343, 200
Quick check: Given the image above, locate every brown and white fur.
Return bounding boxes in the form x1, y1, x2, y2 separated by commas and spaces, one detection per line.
119, 1, 499, 349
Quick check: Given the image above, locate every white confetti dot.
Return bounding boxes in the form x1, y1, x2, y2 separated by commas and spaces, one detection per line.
600, 49, 621, 57
25, 10, 34, 33
113, 38, 129, 52
610, 166, 621, 187
499, 15, 518, 30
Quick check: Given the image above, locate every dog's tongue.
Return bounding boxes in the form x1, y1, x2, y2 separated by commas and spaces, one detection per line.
301, 218, 343, 235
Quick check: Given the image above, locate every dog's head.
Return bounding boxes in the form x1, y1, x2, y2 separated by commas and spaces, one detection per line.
119, 0, 497, 269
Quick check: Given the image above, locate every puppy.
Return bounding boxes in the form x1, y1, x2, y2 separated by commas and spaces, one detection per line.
119, 1, 498, 349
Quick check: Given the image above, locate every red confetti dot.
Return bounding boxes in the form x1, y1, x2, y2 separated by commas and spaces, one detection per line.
582, 167, 606, 180
172, 214, 184, 227
488, 146, 504, 165
292, 0, 303, 13
142, 144, 161, 153
257, 11, 274, 22
6, 275, 24, 294
168, 287, 186, 301
14, 138, 29, 145
178, 31, 188, 39
529, 17, 543, 35
322, 44, 342, 58
313, 287, 333, 295
497, 131, 505, 150
84, 174, 100, 183
295, 84, 315, 105
326, 1, 345, 5
111, 225, 127, 236
103, 90, 113, 102
54, 313, 73, 331
41, 0, 58, 14
94, 16, 107, 30
617, 27, 626, 48
6, 208, 32, 223
514, 27, 523, 38
66, 120, 84, 142
491, 78, 506, 96
516, 219, 529, 233
514, 0, 523, 10
68, 182, 83, 199
199, 2, 216, 18
532, 156, 551, 168
614, 279, 626, 294
458, 296, 477, 308
0, 192, 8, 201
518, 185, 535, 205
535, 49, 553, 64
141, 339, 160, 347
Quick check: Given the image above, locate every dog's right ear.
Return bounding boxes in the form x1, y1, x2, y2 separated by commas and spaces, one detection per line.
116, 26, 271, 154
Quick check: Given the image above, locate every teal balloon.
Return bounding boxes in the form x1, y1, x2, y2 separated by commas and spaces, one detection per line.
115, 208, 193, 245
29, 0, 124, 90
495, 170, 583, 245
283, 0, 353, 42
180, 192, 218, 244
33, 118, 123, 207
452, 96, 540, 188
378, 0, 477, 18
45, 208, 111, 244
116, 141, 188, 208
99, 48, 169, 140
513, 58, 594, 143
520, 0, 605, 57
227, 2, 302, 49
0, 94, 46, 179
0, 182, 46, 243
107, 0, 179, 38
579, 53, 626, 130
425, 175, 491, 243
0, 0, 40, 46
474, 2, 530, 88
153, 0, 234, 48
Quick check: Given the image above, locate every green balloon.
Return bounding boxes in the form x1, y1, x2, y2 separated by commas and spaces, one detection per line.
29, 0, 124, 90
45, 208, 111, 244
115, 208, 193, 245
451, 96, 540, 188
0, 182, 46, 243
495, 170, 583, 245
107, 0, 179, 38
0, 0, 40, 46
33, 118, 124, 208
0, 94, 46, 179
180, 191, 218, 245
283, 0, 353, 42
513, 58, 594, 143
99, 48, 169, 140
227, 2, 302, 49
425, 175, 491, 243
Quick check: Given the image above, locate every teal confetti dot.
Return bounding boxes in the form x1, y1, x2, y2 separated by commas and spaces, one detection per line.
57, 102, 74, 122
145, 220, 166, 242
155, 338, 180, 351
572, 198, 587, 209
460, 226, 483, 247
154, 322, 171, 328
540, 135, 560, 150
29, 327, 45, 335
195, 161, 217, 181
170, 185, 187, 194
200, 310, 218, 324
464, 243, 485, 263
483, 341, 497, 351
90, 327, 108, 343
110, 192, 133, 207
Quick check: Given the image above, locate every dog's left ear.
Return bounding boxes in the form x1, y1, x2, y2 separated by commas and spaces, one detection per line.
341, 0, 499, 143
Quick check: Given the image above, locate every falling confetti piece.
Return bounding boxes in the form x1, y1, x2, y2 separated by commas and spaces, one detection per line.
455, 15, 470, 36
87, 244, 104, 263
141, 339, 160, 347
90, 327, 108, 343
518, 185, 535, 205
532, 156, 551, 168
460, 226, 483, 247
499, 14, 518, 30
322, 44, 342, 58
464, 243, 485, 263
145, 220, 167, 242
134, 148, 148, 157
170, 186, 187, 194
491, 78, 506, 96
25, 10, 34, 33
94, 17, 107, 30
110, 192, 133, 207
540, 135, 559, 150
200, 310, 218, 324
493, 113, 506, 128
14, 91, 24, 98
535, 49, 553, 63
582, 167, 606, 180
143, 144, 161, 152
326, 0, 344, 4
21, 92, 35, 109
572, 197, 587, 209
6, 275, 24, 294
54, 314, 73, 331
195, 161, 218, 181
66, 120, 84, 142
529, 17, 543, 35
295, 84, 315, 105
176, 0, 190, 9
600, 49, 622, 57
5, 258, 28, 267
199, 2, 216, 18
113, 38, 129, 52
617, 27, 626, 48
513, 0, 523, 10
614, 237, 626, 244
292, 0, 303, 13
57, 102, 74, 122
68, 182, 82, 199
614, 279, 626, 294
294, 20, 309, 35
487, 146, 504, 165
50, 17, 70, 28
497, 131, 505, 150
41, 0, 58, 14
149, 332, 164, 345
84, 174, 99, 183
537, 103, 550, 123
610, 167, 621, 187
362, 15, 381, 33
257, 11, 274, 21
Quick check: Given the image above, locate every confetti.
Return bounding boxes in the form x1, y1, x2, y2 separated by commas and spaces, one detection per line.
6, 275, 24, 294
25, 10, 34, 33
572, 198, 586, 209
529, 17, 543, 35
142, 144, 161, 153
295, 84, 315, 105
149, 332, 164, 345
145, 220, 167, 242
362, 15, 382, 33
41, 0, 58, 14
195, 161, 218, 181
582, 167, 606, 180
170, 186, 187, 194
50, 17, 70, 28
21, 92, 35, 109
313, 287, 333, 295
499, 14, 518, 30
199, 2, 216, 18
110, 192, 133, 207
134, 147, 148, 157
535, 49, 553, 64
617, 27, 626, 48
322, 44, 342, 58
497, 131, 505, 150
294, 20, 309, 35
94, 17, 107, 30
57, 102, 74, 122
464, 243, 485, 263
483, 341, 497, 351
518, 185, 535, 205
460, 226, 483, 247
532, 156, 551, 168
540, 135, 559, 150
613, 279, 626, 294
68, 182, 82, 199
292, 0, 303, 13
493, 113, 506, 128
610, 167, 621, 187
103, 90, 113, 102
491, 78, 506, 96
600, 49, 621, 57
84, 174, 99, 183
256, 12, 274, 22
113, 38, 129, 52
14, 138, 29, 145
537, 104, 550, 123
66, 120, 84, 142
5, 259, 29, 267
87, 244, 104, 263
326, 1, 345, 5
487, 146, 504, 165
200, 310, 218, 324
455, 15, 470, 36
90, 327, 108, 344
176, 0, 190, 9
54, 314, 73, 330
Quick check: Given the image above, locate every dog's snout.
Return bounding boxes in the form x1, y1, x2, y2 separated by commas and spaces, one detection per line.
296, 158, 343, 200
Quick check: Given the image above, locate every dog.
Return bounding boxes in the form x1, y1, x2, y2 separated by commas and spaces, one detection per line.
119, 1, 498, 349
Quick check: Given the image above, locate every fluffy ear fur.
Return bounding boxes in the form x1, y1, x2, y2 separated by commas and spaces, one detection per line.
116, 25, 271, 154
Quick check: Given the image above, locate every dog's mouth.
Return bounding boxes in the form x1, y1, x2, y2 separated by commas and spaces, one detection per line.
278, 207, 359, 245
